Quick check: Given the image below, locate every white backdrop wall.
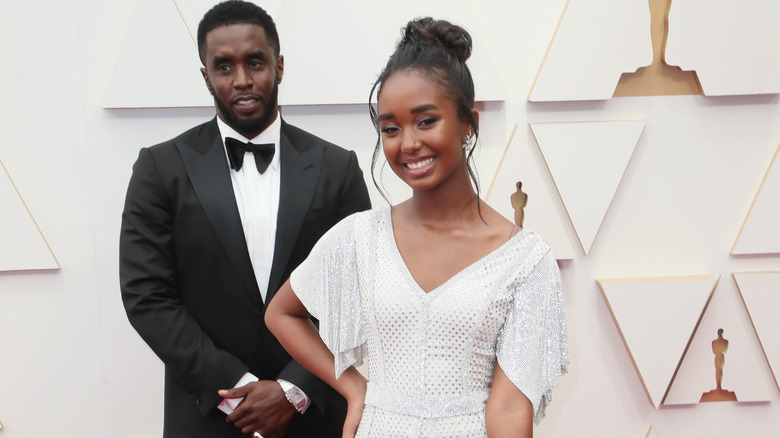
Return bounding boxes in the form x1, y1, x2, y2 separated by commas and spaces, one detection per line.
1, 1, 780, 437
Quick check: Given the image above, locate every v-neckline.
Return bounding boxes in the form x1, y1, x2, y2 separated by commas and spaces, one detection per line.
383, 207, 524, 298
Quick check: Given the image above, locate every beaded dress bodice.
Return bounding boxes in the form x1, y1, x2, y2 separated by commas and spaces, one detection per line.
291, 208, 568, 437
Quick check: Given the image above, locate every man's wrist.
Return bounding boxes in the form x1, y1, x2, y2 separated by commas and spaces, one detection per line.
277, 379, 310, 414
218, 372, 259, 415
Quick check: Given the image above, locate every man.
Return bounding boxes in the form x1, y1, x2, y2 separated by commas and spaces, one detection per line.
119, 1, 371, 437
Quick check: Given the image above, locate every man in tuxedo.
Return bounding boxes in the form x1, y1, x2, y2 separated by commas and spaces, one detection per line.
119, 1, 370, 437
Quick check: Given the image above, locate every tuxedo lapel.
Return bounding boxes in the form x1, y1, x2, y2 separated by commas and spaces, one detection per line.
175, 122, 263, 307
266, 125, 322, 301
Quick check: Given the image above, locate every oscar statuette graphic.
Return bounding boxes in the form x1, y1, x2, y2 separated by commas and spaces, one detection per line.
614, 0, 701, 97
511, 182, 528, 228
700, 328, 738, 402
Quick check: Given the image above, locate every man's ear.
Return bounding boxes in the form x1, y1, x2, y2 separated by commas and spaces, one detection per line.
276, 55, 284, 84
201, 68, 214, 95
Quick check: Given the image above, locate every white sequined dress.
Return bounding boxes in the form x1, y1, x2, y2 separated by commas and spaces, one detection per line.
290, 208, 568, 437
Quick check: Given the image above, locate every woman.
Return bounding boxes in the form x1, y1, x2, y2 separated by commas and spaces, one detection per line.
266, 17, 568, 438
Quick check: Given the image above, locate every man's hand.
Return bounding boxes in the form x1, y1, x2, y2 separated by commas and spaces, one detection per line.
219, 380, 295, 437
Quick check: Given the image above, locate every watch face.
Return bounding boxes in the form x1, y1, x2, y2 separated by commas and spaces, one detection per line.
285, 387, 306, 412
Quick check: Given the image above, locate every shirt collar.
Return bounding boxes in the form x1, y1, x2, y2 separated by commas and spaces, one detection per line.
217, 115, 282, 171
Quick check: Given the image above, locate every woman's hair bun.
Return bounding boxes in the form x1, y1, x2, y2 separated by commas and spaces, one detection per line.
398, 17, 472, 64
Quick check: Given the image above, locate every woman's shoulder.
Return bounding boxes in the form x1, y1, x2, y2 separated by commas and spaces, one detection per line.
349, 206, 391, 227
510, 228, 553, 263
326, 207, 390, 242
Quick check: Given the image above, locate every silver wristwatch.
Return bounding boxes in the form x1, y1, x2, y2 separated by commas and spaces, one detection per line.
277, 379, 308, 414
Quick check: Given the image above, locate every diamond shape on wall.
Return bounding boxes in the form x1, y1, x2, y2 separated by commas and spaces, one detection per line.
665, 1, 780, 96
732, 144, 780, 255
103, 0, 210, 108
664, 279, 772, 404
733, 271, 780, 393
0, 160, 59, 271
598, 275, 718, 408
531, 120, 644, 255
528, 0, 652, 101
486, 124, 577, 259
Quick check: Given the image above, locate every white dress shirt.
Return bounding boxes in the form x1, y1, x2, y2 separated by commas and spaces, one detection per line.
215, 116, 310, 414
217, 116, 280, 303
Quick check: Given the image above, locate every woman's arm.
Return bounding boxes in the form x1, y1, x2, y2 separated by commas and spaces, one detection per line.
265, 279, 367, 437
485, 363, 533, 438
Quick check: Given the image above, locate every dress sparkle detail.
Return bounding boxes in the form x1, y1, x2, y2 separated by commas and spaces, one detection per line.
291, 207, 568, 437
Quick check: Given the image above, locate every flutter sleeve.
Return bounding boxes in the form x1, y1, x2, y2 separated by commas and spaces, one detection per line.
496, 247, 569, 424
289, 212, 367, 379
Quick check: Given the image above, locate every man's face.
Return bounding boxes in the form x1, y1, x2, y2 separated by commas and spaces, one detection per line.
200, 23, 284, 139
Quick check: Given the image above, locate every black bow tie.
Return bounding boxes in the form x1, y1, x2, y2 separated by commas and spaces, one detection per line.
225, 137, 275, 173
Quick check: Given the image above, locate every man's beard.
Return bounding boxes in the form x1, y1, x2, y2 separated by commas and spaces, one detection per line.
213, 78, 279, 138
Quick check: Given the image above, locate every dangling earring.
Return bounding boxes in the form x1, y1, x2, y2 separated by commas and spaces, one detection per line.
462, 132, 472, 151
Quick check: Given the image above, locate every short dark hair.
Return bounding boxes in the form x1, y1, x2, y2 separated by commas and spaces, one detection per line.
197, 0, 280, 64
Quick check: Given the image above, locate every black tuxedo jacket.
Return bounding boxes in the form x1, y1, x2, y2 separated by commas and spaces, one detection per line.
119, 117, 371, 438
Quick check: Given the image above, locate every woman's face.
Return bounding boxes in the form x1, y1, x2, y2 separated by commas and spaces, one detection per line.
376, 69, 475, 194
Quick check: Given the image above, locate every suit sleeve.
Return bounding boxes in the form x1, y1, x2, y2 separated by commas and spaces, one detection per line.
119, 148, 247, 417
276, 148, 371, 413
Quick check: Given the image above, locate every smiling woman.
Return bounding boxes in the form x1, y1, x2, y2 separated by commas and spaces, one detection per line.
377, 69, 475, 195
265, 17, 568, 438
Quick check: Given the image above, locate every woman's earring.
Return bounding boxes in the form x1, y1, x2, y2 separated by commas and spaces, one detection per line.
462, 133, 472, 151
